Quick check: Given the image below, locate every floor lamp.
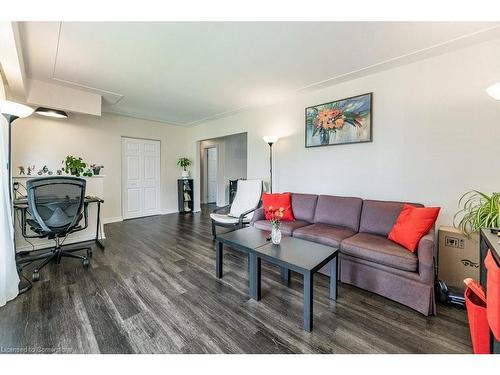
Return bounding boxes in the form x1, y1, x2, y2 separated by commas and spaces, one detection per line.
1, 100, 34, 294
262, 136, 279, 193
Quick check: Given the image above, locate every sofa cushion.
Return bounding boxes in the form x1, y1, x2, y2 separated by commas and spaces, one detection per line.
314, 195, 363, 232
340, 232, 418, 272
291, 193, 318, 223
262, 192, 295, 221
388, 203, 440, 252
253, 220, 310, 236
293, 223, 356, 248
359, 200, 423, 237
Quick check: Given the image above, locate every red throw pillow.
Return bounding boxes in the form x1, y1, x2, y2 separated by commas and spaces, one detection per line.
388, 203, 440, 252
262, 193, 295, 221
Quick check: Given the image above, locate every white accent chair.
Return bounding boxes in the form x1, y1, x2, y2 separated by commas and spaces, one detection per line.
210, 179, 262, 239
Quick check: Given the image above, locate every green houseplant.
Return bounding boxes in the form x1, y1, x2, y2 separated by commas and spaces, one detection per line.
177, 157, 191, 178
62, 155, 93, 177
454, 190, 500, 235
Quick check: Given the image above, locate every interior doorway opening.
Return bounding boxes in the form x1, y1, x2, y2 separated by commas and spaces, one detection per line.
199, 132, 247, 207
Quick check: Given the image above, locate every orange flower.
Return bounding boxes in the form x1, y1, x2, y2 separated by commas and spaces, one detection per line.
334, 118, 344, 129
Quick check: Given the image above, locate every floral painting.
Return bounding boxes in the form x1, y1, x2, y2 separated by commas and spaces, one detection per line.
305, 93, 372, 147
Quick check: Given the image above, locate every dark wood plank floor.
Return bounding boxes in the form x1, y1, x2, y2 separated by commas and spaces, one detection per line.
0, 205, 472, 354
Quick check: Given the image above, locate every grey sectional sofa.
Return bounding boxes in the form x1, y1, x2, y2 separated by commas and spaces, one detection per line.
250, 193, 436, 316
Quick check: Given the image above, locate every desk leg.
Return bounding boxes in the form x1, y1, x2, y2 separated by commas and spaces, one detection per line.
330, 256, 338, 300
249, 253, 261, 300
280, 266, 291, 286
304, 271, 313, 332
96, 202, 105, 250
216, 241, 223, 278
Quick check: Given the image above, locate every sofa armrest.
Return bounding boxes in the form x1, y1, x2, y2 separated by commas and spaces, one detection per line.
417, 228, 435, 285
250, 207, 265, 226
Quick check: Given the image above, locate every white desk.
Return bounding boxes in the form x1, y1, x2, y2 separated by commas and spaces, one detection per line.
13, 175, 106, 253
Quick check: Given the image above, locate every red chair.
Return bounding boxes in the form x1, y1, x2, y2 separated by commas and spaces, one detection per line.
485, 250, 500, 341
464, 278, 490, 354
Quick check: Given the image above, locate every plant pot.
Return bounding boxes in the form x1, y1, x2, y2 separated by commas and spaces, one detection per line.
92, 168, 101, 175
70, 168, 79, 176
182, 170, 190, 179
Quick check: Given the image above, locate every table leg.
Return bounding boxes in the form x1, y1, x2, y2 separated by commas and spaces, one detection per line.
216, 241, 223, 278
280, 266, 291, 286
249, 253, 261, 300
330, 256, 338, 300
304, 271, 313, 332
96, 201, 105, 249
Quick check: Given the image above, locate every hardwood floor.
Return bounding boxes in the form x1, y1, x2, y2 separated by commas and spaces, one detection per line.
0, 205, 472, 354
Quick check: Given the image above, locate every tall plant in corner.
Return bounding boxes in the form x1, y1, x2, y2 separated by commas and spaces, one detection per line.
454, 190, 500, 236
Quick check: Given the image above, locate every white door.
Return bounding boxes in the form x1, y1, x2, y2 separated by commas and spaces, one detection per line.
122, 137, 161, 219
206, 147, 217, 203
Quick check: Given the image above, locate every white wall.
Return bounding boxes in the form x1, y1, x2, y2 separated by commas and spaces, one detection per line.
12, 112, 189, 222
188, 38, 500, 227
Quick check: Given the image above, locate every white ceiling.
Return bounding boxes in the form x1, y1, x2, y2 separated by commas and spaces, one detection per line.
19, 22, 500, 125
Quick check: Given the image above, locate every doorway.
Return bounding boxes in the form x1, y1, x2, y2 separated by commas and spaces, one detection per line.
199, 133, 247, 207
121, 137, 161, 220
206, 147, 218, 203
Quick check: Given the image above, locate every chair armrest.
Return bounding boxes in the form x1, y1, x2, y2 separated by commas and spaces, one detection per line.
213, 205, 230, 214
417, 228, 435, 285
238, 206, 259, 227
250, 207, 265, 226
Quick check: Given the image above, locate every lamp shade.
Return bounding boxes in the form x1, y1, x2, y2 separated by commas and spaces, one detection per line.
35, 107, 68, 119
263, 135, 279, 144
487, 82, 500, 100
0, 100, 34, 118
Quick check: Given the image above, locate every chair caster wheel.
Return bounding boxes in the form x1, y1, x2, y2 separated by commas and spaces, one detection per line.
82, 258, 90, 268
87, 249, 93, 258
32, 270, 40, 282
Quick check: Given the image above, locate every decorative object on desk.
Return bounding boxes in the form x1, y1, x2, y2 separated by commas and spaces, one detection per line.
268, 206, 285, 245
177, 157, 191, 178
62, 155, 93, 177
305, 92, 372, 147
90, 164, 104, 175
454, 190, 500, 236
56, 169, 62, 175
262, 136, 279, 193
37, 170, 42, 175
27, 165, 35, 175
18, 166, 25, 175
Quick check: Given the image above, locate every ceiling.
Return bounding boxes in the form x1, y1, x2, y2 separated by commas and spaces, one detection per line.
19, 22, 500, 125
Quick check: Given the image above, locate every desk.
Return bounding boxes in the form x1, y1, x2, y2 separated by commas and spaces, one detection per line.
479, 228, 500, 354
14, 196, 105, 253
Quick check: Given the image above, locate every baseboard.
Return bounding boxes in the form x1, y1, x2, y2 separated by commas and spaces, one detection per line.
16, 233, 106, 253
103, 216, 123, 224
161, 209, 179, 215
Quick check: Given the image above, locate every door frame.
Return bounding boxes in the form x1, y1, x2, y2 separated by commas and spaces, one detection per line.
121, 136, 162, 220
205, 146, 218, 204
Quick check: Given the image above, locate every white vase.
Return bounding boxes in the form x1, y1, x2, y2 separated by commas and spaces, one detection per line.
181, 170, 190, 178
271, 225, 282, 245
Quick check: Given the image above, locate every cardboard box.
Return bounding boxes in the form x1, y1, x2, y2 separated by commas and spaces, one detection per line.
438, 226, 480, 290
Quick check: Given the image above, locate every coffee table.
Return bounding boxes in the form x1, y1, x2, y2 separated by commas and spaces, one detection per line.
215, 227, 339, 332
249, 236, 339, 332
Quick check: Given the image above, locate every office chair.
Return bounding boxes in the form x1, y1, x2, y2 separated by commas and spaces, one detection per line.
18, 177, 91, 282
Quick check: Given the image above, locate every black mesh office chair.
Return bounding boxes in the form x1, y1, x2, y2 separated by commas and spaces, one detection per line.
21, 177, 91, 282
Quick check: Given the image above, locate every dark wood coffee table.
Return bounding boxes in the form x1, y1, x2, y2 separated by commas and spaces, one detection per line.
215, 227, 339, 332
249, 236, 339, 332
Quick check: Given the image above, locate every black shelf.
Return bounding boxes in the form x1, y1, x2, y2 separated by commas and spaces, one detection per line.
178, 179, 194, 213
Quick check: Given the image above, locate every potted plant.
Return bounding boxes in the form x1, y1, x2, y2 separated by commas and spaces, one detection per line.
90, 164, 104, 175
454, 190, 500, 235
268, 206, 285, 244
177, 157, 191, 178
62, 155, 93, 177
